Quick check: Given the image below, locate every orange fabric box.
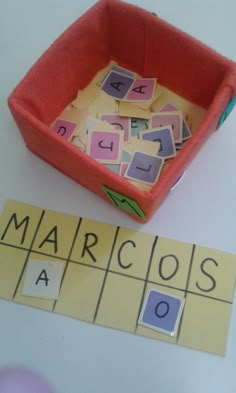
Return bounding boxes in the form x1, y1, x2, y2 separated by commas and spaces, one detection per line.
8, 0, 236, 222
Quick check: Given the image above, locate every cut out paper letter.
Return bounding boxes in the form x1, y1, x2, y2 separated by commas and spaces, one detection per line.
51, 119, 76, 140
22, 259, 65, 300
125, 152, 163, 185
101, 71, 134, 99
139, 289, 185, 336
126, 78, 156, 101
151, 112, 183, 143
100, 114, 130, 142
87, 130, 123, 164
140, 127, 176, 159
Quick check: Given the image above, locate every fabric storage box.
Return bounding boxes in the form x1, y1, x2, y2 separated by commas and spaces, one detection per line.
8, 0, 236, 222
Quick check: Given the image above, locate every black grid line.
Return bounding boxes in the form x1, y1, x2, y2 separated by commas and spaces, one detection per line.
65, 261, 233, 305
135, 236, 158, 332
0, 242, 29, 252
147, 280, 233, 304
52, 217, 83, 311
0, 237, 231, 305
93, 226, 120, 323
176, 244, 196, 342
0, 201, 235, 356
12, 210, 46, 299
184, 244, 196, 295
0, 242, 71, 262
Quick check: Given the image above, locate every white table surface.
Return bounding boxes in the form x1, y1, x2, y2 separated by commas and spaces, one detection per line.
1, 1, 236, 392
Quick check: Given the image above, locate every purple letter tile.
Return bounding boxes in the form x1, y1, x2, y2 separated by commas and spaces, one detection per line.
139, 289, 185, 336
101, 71, 134, 99
125, 152, 163, 185
141, 127, 176, 158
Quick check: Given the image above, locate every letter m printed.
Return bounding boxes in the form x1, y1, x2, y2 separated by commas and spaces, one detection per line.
1, 213, 30, 245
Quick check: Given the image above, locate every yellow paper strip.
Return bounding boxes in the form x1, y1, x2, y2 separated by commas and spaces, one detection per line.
0, 200, 235, 356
